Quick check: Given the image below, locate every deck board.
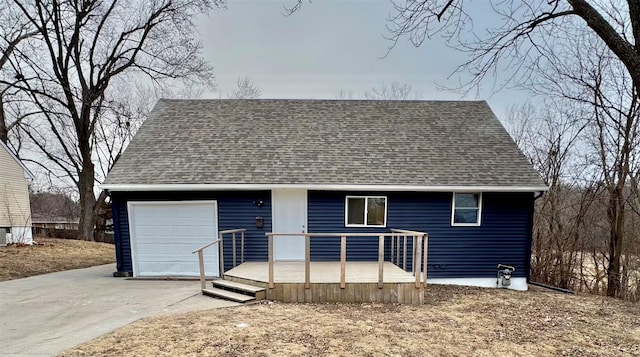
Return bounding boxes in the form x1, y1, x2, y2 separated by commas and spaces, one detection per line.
225, 261, 416, 284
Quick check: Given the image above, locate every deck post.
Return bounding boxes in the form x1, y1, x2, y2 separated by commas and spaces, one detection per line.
412, 235, 416, 276
396, 234, 400, 266
218, 232, 224, 276
340, 235, 346, 289
268, 234, 274, 289
378, 235, 384, 289
423, 234, 428, 288
305, 233, 311, 289
197, 250, 205, 290
241, 230, 245, 263
232, 232, 237, 267
415, 235, 422, 288
403, 235, 407, 270
390, 233, 394, 264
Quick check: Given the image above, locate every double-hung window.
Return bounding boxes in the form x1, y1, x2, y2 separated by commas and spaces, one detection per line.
451, 193, 482, 226
345, 196, 387, 227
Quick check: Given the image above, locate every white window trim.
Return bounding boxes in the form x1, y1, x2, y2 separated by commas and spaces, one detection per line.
345, 195, 388, 228
451, 192, 482, 227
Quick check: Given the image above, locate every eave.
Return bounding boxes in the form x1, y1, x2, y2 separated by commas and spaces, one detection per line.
101, 183, 549, 193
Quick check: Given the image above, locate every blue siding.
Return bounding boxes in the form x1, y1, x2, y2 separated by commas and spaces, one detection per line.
110, 191, 271, 274
111, 189, 533, 279
111, 200, 124, 272
308, 191, 533, 278
113, 198, 132, 273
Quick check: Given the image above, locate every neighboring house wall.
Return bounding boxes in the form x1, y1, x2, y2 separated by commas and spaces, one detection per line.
308, 191, 534, 281
0, 144, 33, 245
111, 190, 272, 273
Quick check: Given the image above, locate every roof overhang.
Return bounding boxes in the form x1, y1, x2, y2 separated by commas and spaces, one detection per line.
101, 183, 549, 193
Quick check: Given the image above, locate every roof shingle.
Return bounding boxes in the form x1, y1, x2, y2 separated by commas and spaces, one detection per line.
104, 99, 545, 188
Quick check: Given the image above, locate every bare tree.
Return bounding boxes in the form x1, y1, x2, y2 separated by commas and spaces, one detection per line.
334, 81, 421, 100
503, 21, 640, 297
0, 1, 37, 144
381, 0, 640, 97
334, 90, 356, 100
287, 1, 640, 97
534, 25, 640, 297
2, 0, 223, 240
228, 77, 261, 99
590, 65, 639, 298
93, 81, 156, 241
504, 101, 597, 290
364, 81, 420, 100
30, 189, 79, 221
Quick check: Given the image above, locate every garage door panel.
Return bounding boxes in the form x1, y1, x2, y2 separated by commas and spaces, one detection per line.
181, 227, 213, 237
129, 201, 219, 277
137, 245, 197, 259
136, 245, 190, 257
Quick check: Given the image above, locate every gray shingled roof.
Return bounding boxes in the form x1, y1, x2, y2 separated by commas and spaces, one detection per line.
104, 99, 545, 188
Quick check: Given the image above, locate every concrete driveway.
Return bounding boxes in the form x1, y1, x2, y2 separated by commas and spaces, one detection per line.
0, 264, 238, 356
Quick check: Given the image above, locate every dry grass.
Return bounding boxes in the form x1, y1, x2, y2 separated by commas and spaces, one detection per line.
61, 285, 640, 357
0, 237, 115, 281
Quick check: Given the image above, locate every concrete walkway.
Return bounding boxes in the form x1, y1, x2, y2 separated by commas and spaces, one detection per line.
0, 264, 238, 356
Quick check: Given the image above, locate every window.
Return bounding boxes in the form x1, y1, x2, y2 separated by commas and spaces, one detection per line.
345, 196, 387, 227
451, 193, 482, 226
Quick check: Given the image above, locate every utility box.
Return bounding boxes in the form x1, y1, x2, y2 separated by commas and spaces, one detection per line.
497, 264, 515, 288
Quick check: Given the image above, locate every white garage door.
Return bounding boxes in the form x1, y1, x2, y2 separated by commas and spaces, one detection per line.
128, 201, 219, 277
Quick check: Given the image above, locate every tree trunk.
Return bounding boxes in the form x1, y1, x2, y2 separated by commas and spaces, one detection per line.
0, 94, 8, 144
94, 190, 109, 243
606, 188, 625, 297
78, 162, 96, 241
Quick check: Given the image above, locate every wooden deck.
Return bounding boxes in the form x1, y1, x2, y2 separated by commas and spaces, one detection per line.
224, 262, 424, 304
225, 261, 416, 283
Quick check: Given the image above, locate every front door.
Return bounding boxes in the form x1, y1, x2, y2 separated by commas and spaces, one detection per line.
272, 189, 307, 261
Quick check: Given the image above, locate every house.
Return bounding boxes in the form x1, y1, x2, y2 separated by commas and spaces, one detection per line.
31, 214, 80, 236
0, 140, 34, 245
102, 99, 547, 292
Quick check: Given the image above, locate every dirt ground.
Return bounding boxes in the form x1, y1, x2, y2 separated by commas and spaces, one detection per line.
0, 237, 115, 281
61, 285, 639, 357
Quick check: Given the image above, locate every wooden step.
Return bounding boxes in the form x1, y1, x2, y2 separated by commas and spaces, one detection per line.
202, 288, 255, 303
212, 279, 266, 294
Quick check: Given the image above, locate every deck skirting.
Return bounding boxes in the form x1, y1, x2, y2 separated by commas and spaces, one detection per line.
224, 275, 423, 304
223, 261, 424, 304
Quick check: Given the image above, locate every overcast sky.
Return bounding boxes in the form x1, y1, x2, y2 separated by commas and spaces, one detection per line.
196, 0, 531, 120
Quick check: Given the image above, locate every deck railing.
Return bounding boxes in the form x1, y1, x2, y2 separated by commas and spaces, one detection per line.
391, 229, 430, 287
265, 231, 428, 290
192, 228, 246, 290
221, 228, 246, 269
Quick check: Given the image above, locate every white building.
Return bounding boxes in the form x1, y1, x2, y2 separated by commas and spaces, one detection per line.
0, 140, 33, 245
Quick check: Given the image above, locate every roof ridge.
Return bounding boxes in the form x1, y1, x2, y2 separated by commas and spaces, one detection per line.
157, 98, 488, 103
